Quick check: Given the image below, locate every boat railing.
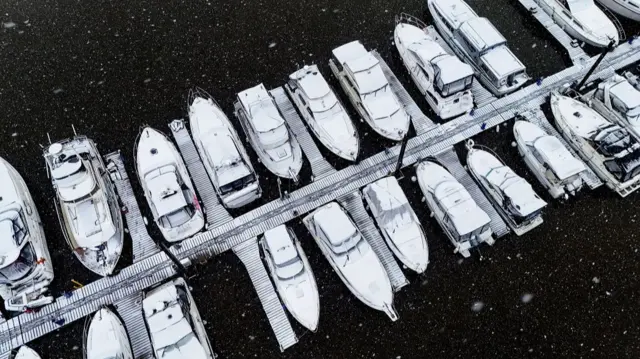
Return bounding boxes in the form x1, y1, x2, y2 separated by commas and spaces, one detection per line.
597, 3, 626, 42
186, 86, 226, 113
395, 12, 428, 31
465, 139, 510, 167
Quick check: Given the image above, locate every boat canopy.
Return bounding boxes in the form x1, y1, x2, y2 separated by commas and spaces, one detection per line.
434, 181, 490, 235
0, 210, 27, 268
73, 197, 108, 244
314, 204, 362, 253
264, 226, 304, 279
145, 166, 188, 217
432, 0, 477, 29
52, 156, 97, 202
592, 125, 635, 156
485, 166, 546, 216
480, 47, 526, 79
533, 136, 586, 180
347, 55, 389, 95
459, 17, 506, 52
610, 80, 640, 115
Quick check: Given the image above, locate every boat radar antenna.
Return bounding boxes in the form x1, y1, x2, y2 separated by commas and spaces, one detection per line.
46, 132, 52, 145
72, 124, 77, 137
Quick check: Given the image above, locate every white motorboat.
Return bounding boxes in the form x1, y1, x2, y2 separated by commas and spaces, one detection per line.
286, 65, 360, 161
259, 224, 320, 331
394, 13, 475, 119
143, 278, 216, 359
550, 92, 640, 196
235, 83, 303, 180
513, 118, 587, 199
303, 202, 397, 320
416, 161, 493, 258
329, 40, 410, 141
44, 136, 124, 276
0, 157, 54, 312
587, 74, 640, 140
596, 0, 640, 21
11, 346, 41, 359
188, 88, 262, 208
467, 146, 547, 236
427, 0, 529, 95
362, 176, 429, 273
136, 127, 205, 242
85, 307, 133, 359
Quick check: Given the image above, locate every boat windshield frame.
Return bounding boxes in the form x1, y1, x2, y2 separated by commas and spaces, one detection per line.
219, 173, 256, 195
0, 242, 36, 283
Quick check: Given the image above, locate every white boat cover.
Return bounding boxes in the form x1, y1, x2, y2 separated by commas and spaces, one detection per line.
87, 307, 132, 359
14, 346, 41, 359
145, 168, 188, 218
313, 204, 357, 248
610, 80, 640, 110
553, 94, 611, 138
567, 0, 618, 43
0, 213, 23, 269
264, 225, 303, 279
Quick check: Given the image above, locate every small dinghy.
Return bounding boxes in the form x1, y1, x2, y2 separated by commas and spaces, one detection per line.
44, 136, 124, 276
0, 156, 54, 312
596, 0, 640, 21
85, 307, 133, 359
11, 346, 41, 359
467, 145, 547, 236
259, 224, 320, 331
286, 65, 360, 161
136, 127, 205, 242
303, 202, 397, 320
589, 74, 640, 140
416, 161, 493, 258
513, 119, 587, 199
235, 83, 303, 180
362, 176, 429, 273
188, 88, 262, 208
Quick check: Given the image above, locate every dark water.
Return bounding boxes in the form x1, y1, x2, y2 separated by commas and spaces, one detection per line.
2, 0, 640, 357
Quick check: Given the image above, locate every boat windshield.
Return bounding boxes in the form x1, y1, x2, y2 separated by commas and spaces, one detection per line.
258, 124, 289, 150
362, 83, 390, 100
329, 230, 364, 254
159, 206, 194, 229
627, 105, 640, 118
0, 210, 28, 247
220, 174, 255, 195
0, 243, 36, 284
436, 75, 473, 97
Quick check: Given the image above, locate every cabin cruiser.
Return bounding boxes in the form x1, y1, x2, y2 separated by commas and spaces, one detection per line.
136, 127, 205, 242
259, 224, 320, 331
362, 176, 429, 273
550, 92, 640, 196
467, 145, 547, 235
427, 0, 529, 95
11, 346, 41, 359
416, 161, 493, 258
143, 278, 215, 359
188, 88, 262, 208
0, 157, 54, 312
588, 74, 640, 140
85, 307, 133, 359
303, 202, 397, 320
394, 14, 474, 119
235, 83, 303, 180
44, 136, 123, 276
330, 40, 410, 141
513, 119, 587, 199
286, 65, 360, 161
596, 0, 640, 21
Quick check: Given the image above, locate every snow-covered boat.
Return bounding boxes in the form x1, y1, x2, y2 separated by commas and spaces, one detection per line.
259, 224, 320, 331
11, 346, 41, 359
188, 88, 262, 208
427, 0, 529, 95
44, 136, 123, 276
596, 0, 640, 21
143, 278, 216, 359
416, 161, 493, 257
85, 307, 133, 359
303, 202, 397, 320
513, 118, 587, 199
136, 127, 205, 242
587, 74, 640, 140
394, 13, 474, 119
467, 145, 547, 236
362, 176, 429, 273
329, 40, 410, 141
286, 65, 360, 161
235, 83, 303, 180
550, 92, 640, 196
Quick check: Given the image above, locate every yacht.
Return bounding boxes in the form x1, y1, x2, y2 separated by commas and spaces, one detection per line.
85, 307, 133, 359
136, 127, 205, 242
303, 202, 397, 320
362, 176, 429, 273
416, 161, 493, 258
394, 13, 475, 119
286, 65, 360, 161
235, 83, 303, 180
44, 136, 123, 276
259, 224, 320, 331
188, 88, 262, 208
467, 145, 547, 236
596, 0, 640, 21
587, 74, 640, 140
11, 346, 41, 359
427, 0, 529, 95
0, 157, 54, 312
329, 40, 410, 141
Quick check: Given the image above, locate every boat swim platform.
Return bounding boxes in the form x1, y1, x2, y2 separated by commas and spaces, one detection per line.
1, 40, 639, 357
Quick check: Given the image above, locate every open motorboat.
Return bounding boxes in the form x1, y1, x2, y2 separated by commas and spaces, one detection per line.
188, 88, 262, 208
467, 146, 547, 236
303, 202, 397, 320
551, 92, 640, 196
427, 0, 529, 95
587, 74, 640, 140
329, 40, 410, 141
394, 13, 475, 119
235, 83, 303, 180
136, 127, 205, 242
286, 65, 360, 161
362, 176, 429, 273
44, 136, 124, 276
0, 157, 54, 312
416, 161, 493, 258
596, 0, 640, 21
85, 307, 133, 359
513, 118, 587, 199
259, 224, 320, 331
11, 346, 41, 359
143, 278, 216, 359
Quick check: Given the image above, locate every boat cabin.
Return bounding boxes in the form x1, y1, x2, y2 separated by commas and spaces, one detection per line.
264, 226, 303, 280
313, 204, 367, 255
291, 66, 342, 119
50, 153, 98, 202
484, 167, 546, 223
0, 207, 34, 285
595, 77, 640, 121
144, 165, 195, 229
408, 42, 474, 97
531, 136, 586, 182
433, 181, 491, 240
590, 125, 640, 181
200, 134, 255, 195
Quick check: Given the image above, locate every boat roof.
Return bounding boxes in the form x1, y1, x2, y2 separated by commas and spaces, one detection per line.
553, 94, 611, 138
364, 177, 407, 212
264, 225, 297, 265
533, 136, 586, 179
431, 0, 477, 29
481, 46, 525, 78
145, 166, 187, 217
0, 159, 20, 208
291, 65, 332, 100
434, 181, 490, 235
610, 80, 640, 109
410, 42, 448, 64
238, 84, 284, 132
459, 17, 506, 51
332, 40, 369, 65
314, 204, 356, 246
432, 55, 475, 83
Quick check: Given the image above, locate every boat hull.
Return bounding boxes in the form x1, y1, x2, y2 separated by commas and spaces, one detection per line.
86, 308, 133, 359
596, 0, 640, 21
13, 346, 41, 359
